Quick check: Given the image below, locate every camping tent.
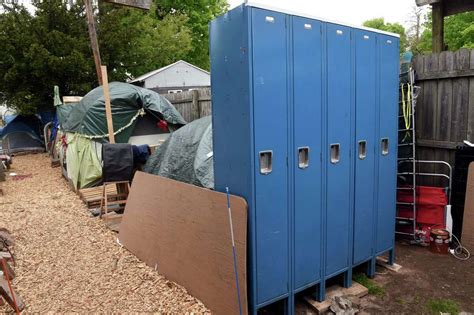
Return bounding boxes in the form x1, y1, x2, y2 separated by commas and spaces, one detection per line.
0, 115, 44, 154
55, 82, 186, 189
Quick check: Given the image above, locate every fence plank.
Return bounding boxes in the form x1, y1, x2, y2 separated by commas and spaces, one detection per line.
413, 48, 474, 186
468, 50, 474, 142
163, 88, 212, 123
437, 51, 452, 141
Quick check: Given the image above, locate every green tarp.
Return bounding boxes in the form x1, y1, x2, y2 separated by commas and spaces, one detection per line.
144, 116, 214, 189
57, 82, 186, 143
65, 132, 103, 189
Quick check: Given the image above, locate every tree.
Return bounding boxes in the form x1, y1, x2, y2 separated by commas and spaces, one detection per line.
0, 0, 192, 114
97, 3, 192, 81
417, 11, 474, 53
155, 0, 228, 70
0, 1, 92, 113
406, 5, 425, 53
363, 18, 408, 53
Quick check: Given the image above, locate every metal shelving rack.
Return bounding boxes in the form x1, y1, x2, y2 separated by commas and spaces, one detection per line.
396, 68, 419, 239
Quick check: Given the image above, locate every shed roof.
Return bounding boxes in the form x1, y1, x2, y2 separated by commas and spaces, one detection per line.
129, 60, 210, 84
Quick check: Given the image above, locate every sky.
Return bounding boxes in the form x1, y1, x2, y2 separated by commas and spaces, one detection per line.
227, 0, 426, 28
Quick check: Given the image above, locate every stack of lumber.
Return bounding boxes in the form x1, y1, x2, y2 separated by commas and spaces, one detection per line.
0, 229, 25, 312
78, 185, 117, 209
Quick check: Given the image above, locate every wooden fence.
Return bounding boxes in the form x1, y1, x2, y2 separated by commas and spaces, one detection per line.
413, 48, 474, 186
162, 88, 212, 123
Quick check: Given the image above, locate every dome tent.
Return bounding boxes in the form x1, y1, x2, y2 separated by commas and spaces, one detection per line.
0, 115, 44, 154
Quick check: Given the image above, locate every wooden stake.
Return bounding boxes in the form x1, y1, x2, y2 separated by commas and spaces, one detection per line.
85, 0, 103, 85
101, 65, 115, 144
432, 2, 444, 53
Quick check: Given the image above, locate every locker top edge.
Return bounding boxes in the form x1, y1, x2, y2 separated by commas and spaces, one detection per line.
242, 1, 400, 39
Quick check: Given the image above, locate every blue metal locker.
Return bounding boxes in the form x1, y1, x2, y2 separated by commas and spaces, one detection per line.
376, 34, 399, 260
211, 6, 291, 312
353, 29, 377, 266
292, 16, 323, 291
325, 23, 353, 278
210, 6, 259, 312
211, 4, 400, 313
251, 8, 290, 305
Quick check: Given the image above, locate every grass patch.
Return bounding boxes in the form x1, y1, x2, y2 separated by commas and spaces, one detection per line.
426, 298, 459, 314
352, 273, 385, 297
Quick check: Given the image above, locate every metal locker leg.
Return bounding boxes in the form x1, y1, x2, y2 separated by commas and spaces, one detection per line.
343, 269, 353, 288
367, 258, 377, 278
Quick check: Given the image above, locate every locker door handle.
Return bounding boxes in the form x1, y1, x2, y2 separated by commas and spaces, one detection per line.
298, 146, 310, 169
330, 143, 340, 164
381, 138, 389, 156
259, 150, 273, 175
358, 140, 367, 160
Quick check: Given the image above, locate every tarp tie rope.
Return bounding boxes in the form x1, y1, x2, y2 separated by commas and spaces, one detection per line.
401, 83, 412, 142
74, 109, 145, 140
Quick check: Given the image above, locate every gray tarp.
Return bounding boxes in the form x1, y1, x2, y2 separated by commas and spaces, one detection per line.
144, 116, 214, 189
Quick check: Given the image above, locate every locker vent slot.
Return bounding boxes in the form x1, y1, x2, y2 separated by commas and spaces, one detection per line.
304, 23, 312, 30
265, 16, 275, 23
381, 138, 389, 156
330, 144, 340, 164
259, 150, 273, 174
298, 147, 310, 169
336, 30, 343, 35
358, 140, 367, 160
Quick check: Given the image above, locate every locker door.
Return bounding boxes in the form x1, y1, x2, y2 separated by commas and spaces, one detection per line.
353, 30, 376, 264
251, 8, 289, 304
376, 35, 399, 253
325, 23, 352, 276
292, 16, 322, 290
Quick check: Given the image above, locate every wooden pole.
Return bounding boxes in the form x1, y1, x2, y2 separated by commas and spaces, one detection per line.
432, 2, 444, 53
101, 66, 115, 144
85, 0, 103, 85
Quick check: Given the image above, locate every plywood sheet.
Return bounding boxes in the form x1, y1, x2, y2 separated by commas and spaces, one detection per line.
462, 162, 474, 249
119, 171, 248, 314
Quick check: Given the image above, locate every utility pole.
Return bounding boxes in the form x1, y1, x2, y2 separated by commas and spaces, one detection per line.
83, 0, 151, 142
84, 0, 103, 85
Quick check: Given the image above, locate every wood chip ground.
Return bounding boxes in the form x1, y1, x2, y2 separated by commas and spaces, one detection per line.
0, 154, 210, 313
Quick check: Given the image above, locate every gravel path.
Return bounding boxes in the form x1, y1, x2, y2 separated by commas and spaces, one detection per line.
0, 154, 209, 313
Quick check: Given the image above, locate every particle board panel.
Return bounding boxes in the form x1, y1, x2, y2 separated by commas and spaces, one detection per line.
462, 163, 474, 249
119, 171, 248, 315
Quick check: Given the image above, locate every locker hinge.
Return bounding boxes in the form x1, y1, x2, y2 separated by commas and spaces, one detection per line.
286, 156, 288, 166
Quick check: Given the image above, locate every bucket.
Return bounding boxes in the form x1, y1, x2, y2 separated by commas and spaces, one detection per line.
429, 228, 450, 255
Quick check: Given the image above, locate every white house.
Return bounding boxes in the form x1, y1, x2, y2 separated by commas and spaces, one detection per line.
129, 60, 210, 94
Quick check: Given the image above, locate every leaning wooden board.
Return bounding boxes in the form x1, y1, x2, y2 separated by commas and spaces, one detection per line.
119, 172, 248, 314
462, 162, 474, 249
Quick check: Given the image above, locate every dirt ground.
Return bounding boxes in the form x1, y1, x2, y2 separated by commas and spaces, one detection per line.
1, 154, 473, 314
362, 241, 474, 314
0, 154, 209, 313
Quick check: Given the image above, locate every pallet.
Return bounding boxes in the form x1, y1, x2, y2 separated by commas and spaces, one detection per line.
78, 185, 117, 209
304, 282, 368, 314
102, 212, 123, 232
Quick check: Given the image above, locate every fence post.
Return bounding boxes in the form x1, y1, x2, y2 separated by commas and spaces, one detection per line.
192, 89, 200, 120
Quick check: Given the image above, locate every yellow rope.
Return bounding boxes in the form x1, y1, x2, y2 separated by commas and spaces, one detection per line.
402, 84, 412, 142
